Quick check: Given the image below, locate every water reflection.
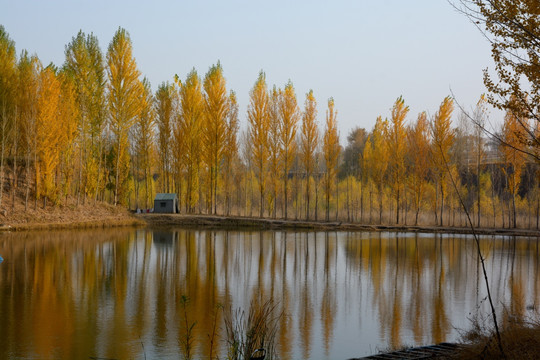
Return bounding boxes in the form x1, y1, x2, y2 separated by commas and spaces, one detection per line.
0, 229, 538, 359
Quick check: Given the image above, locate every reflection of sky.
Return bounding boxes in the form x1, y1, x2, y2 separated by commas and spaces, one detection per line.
0, 229, 538, 359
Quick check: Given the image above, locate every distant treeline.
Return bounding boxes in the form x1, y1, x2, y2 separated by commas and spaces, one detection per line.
0, 26, 538, 228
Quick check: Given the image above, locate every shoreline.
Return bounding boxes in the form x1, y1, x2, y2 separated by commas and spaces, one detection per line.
138, 213, 540, 238
0, 200, 144, 232
0, 217, 144, 232
1, 209, 538, 237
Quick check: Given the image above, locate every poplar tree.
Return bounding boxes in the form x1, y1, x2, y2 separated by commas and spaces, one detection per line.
0, 26, 16, 208
85, 35, 107, 202
223, 90, 239, 215
279, 81, 300, 219
64, 31, 106, 203
406, 112, 430, 225
203, 62, 229, 214
500, 102, 527, 228
323, 98, 340, 221
135, 78, 155, 209
301, 89, 318, 220
178, 69, 204, 213
106, 27, 142, 206
388, 96, 409, 224
472, 96, 488, 227
365, 116, 388, 224
57, 71, 79, 202
17, 51, 39, 210
155, 82, 173, 192
268, 86, 281, 218
431, 96, 455, 226
247, 71, 270, 217
36, 66, 62, 205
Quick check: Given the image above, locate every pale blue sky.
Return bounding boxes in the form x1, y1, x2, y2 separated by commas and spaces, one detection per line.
1, 0, 496, 140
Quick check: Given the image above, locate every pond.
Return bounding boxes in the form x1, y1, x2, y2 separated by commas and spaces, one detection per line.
0, 228, 538, 359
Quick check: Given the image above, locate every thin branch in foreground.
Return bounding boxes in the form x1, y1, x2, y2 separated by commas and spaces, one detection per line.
432, 125, 506, 358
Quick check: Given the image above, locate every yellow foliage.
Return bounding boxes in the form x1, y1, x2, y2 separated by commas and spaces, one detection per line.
178, 69, 204, 212
106, 27, 142, 205
247, 71, 270, 217
301, 90, 319, 219
36, 66, 62, 202
203, 62, 229, 214
323, 98, 339, 220
279, 81, 300, 219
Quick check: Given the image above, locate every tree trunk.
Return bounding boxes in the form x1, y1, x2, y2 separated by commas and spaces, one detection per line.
11, 106, 17, 210
346, 175, 350, 222
439, 182, 444, 226
434, 179, 439, 225
114, 143, 121, 206
360, 180, 364, 223
259, 184, 264, 218
306, 174, 310, 220
325, 173, 330, 221
77, 114, 84, 206
284, 167, 288, 219
396, 186, 400, 224
335, 176, 339, 221
95, 137, 103, 204
477, 166, 481, 228
0, 104, 7, 208
378, 187, 383, 224
314, 175, 318, 221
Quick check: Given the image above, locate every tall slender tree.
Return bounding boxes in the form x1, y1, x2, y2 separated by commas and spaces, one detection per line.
301, 89, 318, 220
35, 65, 62, 205
247, 71, 270, 218
106, 27, 142, 206
134, 77, 155, 209
64, 31, 106, 204
0, 26, 17, 208
500, 102, 527, 228
268, 86, 281, 218
388, 96, 409, 224
474, 97, 487, 227
323, 98, 340, 221
178, 69, 204, 213
223, 90, 239, 215
430, 96, 455, 226
57, 71, 79, 203
155, 82, 174, 192
365, 116, 388, 223
279, 81, 300, 219
203, 62, 229, 214
17, 51, 39, 210
406, 112, 430, 225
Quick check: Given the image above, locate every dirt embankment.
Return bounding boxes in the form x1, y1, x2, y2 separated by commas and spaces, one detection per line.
0, 199, 143, 231
1, 201, 538, 236
138, 213, 540, 237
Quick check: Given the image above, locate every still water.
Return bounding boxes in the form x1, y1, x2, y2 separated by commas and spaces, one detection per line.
0, 228, 538, 359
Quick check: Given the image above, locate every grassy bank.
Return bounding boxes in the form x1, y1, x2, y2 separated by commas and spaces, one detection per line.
453, 318, 540, 359
0, 199, 143, 231
138, 213, 540, 237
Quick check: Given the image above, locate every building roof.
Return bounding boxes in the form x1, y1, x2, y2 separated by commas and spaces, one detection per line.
154, 193, 178, 201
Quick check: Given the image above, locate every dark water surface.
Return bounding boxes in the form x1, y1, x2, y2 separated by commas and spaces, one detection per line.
0, 228, 538, 359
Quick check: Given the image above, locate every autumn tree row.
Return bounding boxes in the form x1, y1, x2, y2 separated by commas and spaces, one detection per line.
0, 25, 538, 227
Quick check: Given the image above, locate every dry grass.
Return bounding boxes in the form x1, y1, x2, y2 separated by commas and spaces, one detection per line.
223, 299, 282, 360
454, 315, 540, 359
0, 192, 142, 230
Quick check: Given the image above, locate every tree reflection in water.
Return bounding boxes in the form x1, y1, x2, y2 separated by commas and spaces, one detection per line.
0, 229, 538, 359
